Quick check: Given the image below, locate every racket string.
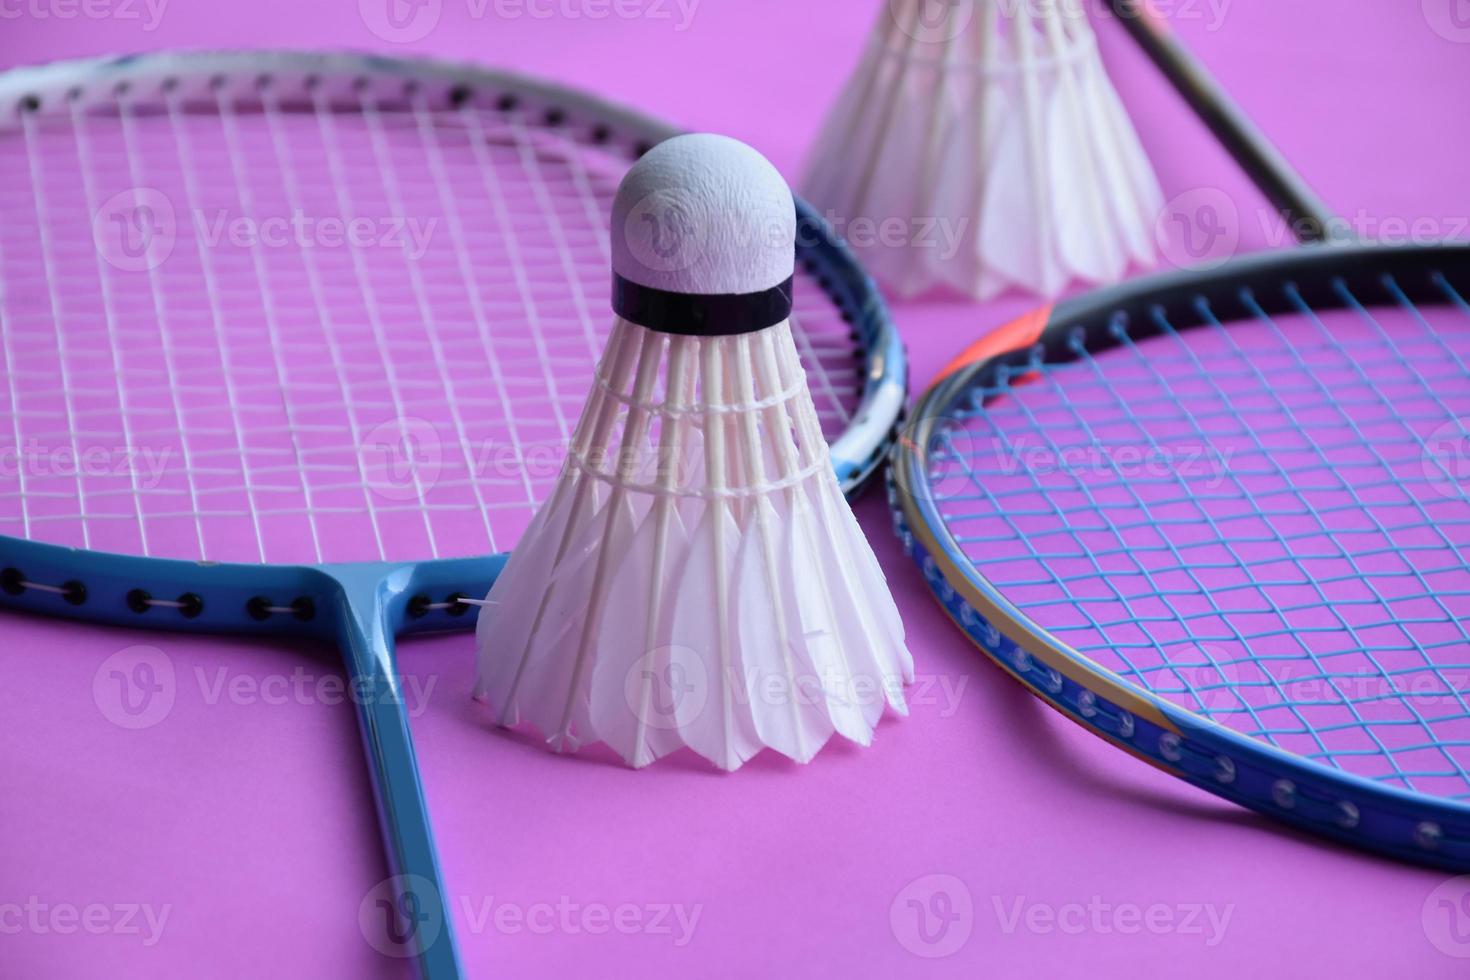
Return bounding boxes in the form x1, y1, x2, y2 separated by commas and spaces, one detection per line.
1196, 281, 1470, 788
932, 276, 1470, 796
0, 67, 871, 567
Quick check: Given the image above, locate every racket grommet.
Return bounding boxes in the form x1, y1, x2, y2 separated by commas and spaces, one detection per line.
0, 567, 23, 596
633, 140, 654, 158
1272, 779, 1296, 810
126, 589, 152, 614
1116, 712, 1135, 740
246, 596, 272, 621
496, 93, 519, 112
61, 581, 86, 606
543, 107, 566, 126
590, 124, 611, 144
407, 594, 432, 619
290, 597, 315, 622
1416, 822, 1443, 850
177, 593, 203, 619
19, 94, 40, 112
1213, 756, 1236, 785
448, 85, 472, 108
446, 593, 471, 617
1159, 732, 1183, 763
1336, 801, 1360, 830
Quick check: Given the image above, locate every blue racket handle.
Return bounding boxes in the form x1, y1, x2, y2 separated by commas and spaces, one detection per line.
332, 566, 464, 979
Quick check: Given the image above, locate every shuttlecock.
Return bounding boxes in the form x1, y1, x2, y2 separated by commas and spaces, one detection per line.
803, 0, 1164, 299
475, 134, 912, 770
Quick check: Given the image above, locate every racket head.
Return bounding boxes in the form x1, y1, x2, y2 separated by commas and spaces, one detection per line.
0, 51, 905, 632
892, 241, 1470, 868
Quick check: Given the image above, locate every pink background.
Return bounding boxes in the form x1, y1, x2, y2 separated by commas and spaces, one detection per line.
4, 1, 1470, 976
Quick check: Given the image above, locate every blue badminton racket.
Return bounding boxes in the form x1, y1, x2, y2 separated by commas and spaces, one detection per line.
0, 51, 906, 978
890, 2, 1470, 869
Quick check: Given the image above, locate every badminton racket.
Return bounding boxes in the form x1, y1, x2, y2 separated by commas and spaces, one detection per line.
890, 1, 1470, 870
0, 51, 907, 978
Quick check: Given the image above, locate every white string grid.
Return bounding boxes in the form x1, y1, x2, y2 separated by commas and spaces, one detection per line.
926, 277, 1470, 799
0, 78, 863, 565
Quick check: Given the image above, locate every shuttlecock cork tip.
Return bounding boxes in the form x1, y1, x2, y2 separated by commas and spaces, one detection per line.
612, 133, 796, 336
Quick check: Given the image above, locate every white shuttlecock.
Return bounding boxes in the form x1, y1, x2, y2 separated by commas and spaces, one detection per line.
475, 133, 912, 771
803, 0, 1164, 299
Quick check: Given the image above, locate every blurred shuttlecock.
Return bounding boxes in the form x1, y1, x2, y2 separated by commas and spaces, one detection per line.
803, 0, 1164, 299
475, 133, 912, 771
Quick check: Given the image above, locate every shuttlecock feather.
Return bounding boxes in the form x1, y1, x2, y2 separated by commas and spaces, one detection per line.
803, 0, 1164, 299
475, 133, 912, 770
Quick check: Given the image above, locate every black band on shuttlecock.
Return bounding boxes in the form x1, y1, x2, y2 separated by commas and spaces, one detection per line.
612, 274, 794, 336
